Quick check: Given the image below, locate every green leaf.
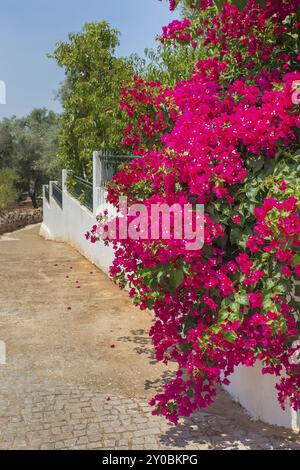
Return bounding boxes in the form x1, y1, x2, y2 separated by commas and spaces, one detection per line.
263, 298, 275, 310
245, 186, 259, 203
169, 268, 184, 291
219, 309, 230, 321
256, 0, 267, 5
237, 293, 249, 306
292, 254, 300, 266
211, 324, 222, 334
223, 331, 238, 343
294, 128, 300, 145
228, 312, 243, 323
214, 0, 227, 10
265, 278, 275, 290
231, 302, 241, 313
231, 0, 266, 10
263, 157, 276, 177
230, 0, 249, 10
252, 156, 265, 173
230, 227, 242, 245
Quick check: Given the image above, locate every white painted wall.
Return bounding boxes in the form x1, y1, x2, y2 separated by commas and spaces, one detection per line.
225, 363, 299, 431
40, 154, 115, 274
40, 152, 300, 432
226, 291, 300, 431
41, 181, 64, 241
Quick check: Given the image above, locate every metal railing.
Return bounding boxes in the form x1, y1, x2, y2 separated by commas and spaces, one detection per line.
44, 185, 49, 203
96, 151, 137, 188
52, 182, 63, 209
66, 172, 93, 212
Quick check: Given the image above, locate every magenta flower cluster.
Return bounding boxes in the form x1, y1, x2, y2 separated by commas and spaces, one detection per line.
89, 0, 300, 423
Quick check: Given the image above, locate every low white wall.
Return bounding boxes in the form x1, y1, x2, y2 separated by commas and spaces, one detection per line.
225, 363, 299, 431
41, 153, 299, 432
41, 181, 64, 241
40, 170, 115, 274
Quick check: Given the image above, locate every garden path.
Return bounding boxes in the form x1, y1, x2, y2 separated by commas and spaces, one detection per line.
0, 224, 299, 450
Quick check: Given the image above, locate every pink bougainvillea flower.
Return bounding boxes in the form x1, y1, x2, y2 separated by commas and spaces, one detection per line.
248, 293, 263, 309
88, 0, 300, 423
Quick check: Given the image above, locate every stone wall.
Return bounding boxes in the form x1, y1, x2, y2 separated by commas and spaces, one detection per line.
0, 208, 42, 235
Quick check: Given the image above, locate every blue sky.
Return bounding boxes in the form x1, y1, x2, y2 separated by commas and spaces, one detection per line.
0, 0, 178, 119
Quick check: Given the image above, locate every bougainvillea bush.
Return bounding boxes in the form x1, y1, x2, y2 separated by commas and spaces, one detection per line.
89, 0, 300, 423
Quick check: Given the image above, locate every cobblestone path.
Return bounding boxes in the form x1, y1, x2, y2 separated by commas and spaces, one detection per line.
0, 225, 299, 450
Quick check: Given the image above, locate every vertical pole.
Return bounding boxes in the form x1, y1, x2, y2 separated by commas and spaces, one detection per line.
62, 169, 68, 192
93, 151, 102, 216
61, 170, 68, 217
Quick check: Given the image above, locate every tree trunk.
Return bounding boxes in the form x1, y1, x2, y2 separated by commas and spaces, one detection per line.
29, 181, 38, 208
30, 191, 37, 208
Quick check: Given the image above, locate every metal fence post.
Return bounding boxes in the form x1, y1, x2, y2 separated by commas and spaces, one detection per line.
93, 151, 102, 215
62, 169, 68, 191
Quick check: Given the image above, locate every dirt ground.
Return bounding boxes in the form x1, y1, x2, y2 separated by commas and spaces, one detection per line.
0, 224, 168, 398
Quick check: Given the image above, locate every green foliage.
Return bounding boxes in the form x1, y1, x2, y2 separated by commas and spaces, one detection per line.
51, 22, 134, 179
139, 260, 187, 296
14, 108, 60, 206
231, 0, 267, 9
171, 0, 267, 12
143, 44, 204, 86
52, 21, 206, 178
0, 108, 60, 207
0, 168, 19, 215
0, 118, 15, 168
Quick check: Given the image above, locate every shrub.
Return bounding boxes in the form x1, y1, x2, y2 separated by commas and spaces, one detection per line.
0, 168, 19, 215
90, 0, 300, 423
